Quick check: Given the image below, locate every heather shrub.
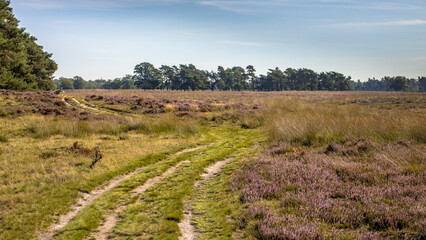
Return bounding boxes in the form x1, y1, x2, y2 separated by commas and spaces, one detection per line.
232, 141, 426, 238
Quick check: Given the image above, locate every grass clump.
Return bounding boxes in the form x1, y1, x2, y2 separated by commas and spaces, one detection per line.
0, 133, 8, 143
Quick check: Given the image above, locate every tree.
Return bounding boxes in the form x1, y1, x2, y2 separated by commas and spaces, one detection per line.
246, 65, 258, 91
407, 78, 419, 92
285, 68, 297, 90
390, 76, 408, 91
133, 62, 162, 89
159, 65, 175, 90
267, 67, 286, 91
177, 64, 209, 90
217, 66, 232, 90
121, 74, 135, 89
418, 77, 426, 92
207, 70, 218, 90
292, 68, 318, 90
231, 66, 248, 91
59, 77, 74, 89
0, 0, 57, 91
319, 72, 334, 91
72, 76, 85, 89
334, 72, 351, 91
103, 78, 122, 89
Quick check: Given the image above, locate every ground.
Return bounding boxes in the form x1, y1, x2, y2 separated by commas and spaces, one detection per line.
0, 90, 424, 240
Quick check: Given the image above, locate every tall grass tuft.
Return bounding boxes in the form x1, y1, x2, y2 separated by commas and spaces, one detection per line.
27, 115, 199, 138
265, 98, 426, 145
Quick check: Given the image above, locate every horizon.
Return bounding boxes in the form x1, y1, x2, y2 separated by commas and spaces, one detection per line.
10, 0, 426, 81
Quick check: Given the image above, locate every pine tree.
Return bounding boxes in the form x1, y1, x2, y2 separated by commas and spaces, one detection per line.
0, 0, 57, 91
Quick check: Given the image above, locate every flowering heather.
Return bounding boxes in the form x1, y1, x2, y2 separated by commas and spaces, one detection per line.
232, 140, 425, 239
0, 89, 78, 117
84, 94, 235, 114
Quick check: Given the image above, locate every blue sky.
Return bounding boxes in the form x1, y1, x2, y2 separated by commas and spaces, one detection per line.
10, 0, 426, 81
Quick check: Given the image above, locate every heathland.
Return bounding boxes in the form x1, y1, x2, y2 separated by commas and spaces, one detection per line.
0, 89, 424, 240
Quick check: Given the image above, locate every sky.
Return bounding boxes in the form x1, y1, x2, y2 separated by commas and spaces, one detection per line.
9, 0, 426, 81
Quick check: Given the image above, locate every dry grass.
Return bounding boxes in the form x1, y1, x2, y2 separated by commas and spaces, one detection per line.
0, 114, 204, 239
25, 114, 199, 138
232, 92, 425, 239
264, 98, 425, 145
0, 89, 424, 239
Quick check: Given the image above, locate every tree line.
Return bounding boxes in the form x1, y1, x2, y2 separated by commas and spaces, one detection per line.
55, 62, 426, 92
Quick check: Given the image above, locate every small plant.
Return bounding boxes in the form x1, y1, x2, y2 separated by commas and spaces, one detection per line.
118, 135, 129, 140
39, 151, 59, 159
89, 147, 102, 169
0, 133, 8, 143
165, 104, 174, 112
68, 142, 103, 168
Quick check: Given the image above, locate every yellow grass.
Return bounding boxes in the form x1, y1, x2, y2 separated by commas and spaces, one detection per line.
264, 98, 425, 144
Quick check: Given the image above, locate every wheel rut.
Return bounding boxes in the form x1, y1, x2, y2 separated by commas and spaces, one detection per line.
92, 160, 190, 240
38, 144, 211, 240
178, 157, 234, 240
71, 97, 97, 111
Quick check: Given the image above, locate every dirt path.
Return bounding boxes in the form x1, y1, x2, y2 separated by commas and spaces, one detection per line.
38, 144, 210, 240
92, 160, 190, 240
61, 98, 73, 108
175, 143, 214, 155
71, 98, 98, 111
178, 157, 234, 240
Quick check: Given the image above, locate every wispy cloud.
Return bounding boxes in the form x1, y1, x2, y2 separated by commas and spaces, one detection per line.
197, 0, 351, 13
13, 0, 191, 9
198, 0, 424, 14
218, 40, 267, 47
198, 1, 267, 14
14, 0, 425, 12
332, 19, 426, 27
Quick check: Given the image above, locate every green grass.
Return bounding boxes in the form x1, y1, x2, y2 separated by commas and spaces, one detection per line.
190, 143, 265, 240
2, 89, 424, 240
0, 123, 205, 240
53, 146, 209, 239
50, 124, 261, 240
110, 125, 261, 239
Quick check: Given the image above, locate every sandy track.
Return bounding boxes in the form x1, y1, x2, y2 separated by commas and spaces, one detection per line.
71, 98, 97, 111
38, 144, 211, 240
178, 157, 234, 240
92, 160, 190, 240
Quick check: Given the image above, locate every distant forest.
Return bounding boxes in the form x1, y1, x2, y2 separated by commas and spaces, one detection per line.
55, 62, 426, 92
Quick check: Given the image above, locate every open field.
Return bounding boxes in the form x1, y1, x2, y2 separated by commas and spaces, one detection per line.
0, 89, 424, 239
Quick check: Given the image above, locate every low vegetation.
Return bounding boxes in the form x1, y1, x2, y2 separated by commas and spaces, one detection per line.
1, 2, 424, 239
0, 89, 424, 239
231, 93, 425, 239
